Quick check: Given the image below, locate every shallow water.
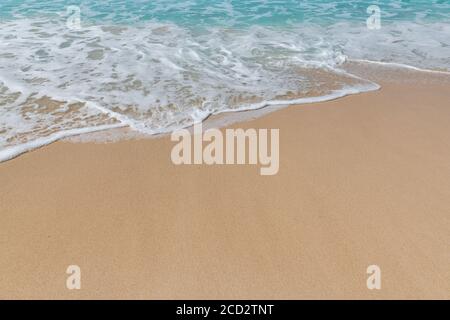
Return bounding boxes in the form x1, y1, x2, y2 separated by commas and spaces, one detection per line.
0, 0, 449, 161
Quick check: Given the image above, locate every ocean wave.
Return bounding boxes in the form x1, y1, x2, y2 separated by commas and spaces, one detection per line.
0, 9, 449, 161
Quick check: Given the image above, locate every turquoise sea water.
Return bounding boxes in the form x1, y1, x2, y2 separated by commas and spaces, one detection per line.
0, 1, 449, 161
1, 0, 449, 25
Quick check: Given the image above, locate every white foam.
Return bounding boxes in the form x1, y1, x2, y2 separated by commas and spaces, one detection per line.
0, 123, 125, 163
0, 17, 448, 162
0, 19, 358, 148
348, 59, 450, 75
329, 21, 450, 72
216, 82, 380, 114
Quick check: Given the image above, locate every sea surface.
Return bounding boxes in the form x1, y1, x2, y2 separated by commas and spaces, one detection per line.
0, 0, 449, 161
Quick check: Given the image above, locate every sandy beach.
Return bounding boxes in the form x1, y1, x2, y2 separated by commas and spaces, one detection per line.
1, 68, 449, 299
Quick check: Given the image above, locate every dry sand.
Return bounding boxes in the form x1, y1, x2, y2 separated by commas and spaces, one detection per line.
0, 70, 449, 299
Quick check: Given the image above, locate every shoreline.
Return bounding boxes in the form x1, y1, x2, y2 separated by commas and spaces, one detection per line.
1, 69, 450, 299
4, 60, 450, 164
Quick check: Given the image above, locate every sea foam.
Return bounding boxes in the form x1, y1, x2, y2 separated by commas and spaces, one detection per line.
0, 0, 449, 162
